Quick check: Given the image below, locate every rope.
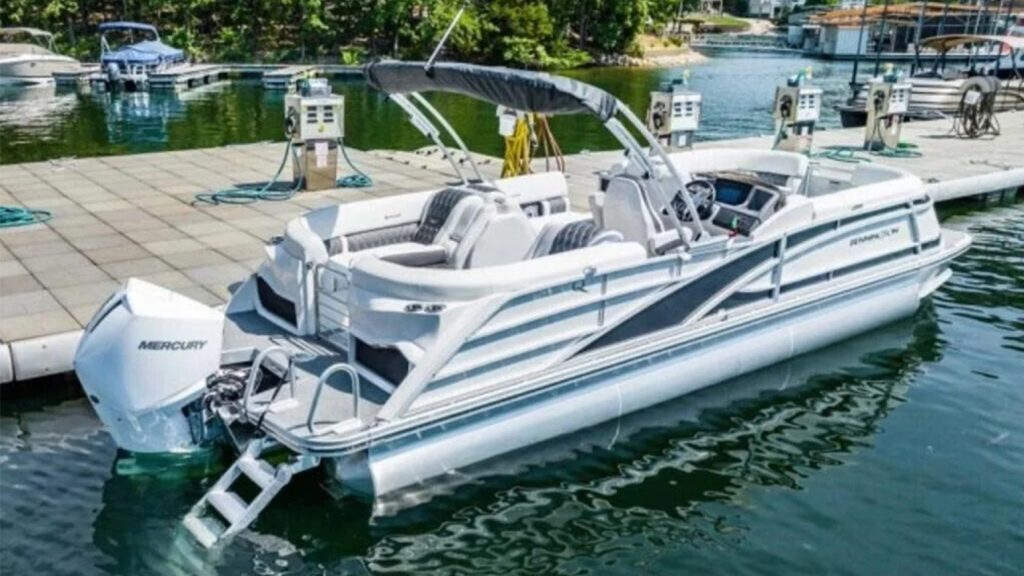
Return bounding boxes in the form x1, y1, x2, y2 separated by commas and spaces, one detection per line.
501, 116, 532, 178
0, 206, 53, 228
501, 113, 564, 178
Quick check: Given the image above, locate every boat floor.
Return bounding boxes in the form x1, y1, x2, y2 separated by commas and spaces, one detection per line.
224, 311, 387, 442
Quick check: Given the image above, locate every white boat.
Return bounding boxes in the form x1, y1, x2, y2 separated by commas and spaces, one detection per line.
0, 27, 80, 85
839, 34, 1024, 127
73, 61, 971, 547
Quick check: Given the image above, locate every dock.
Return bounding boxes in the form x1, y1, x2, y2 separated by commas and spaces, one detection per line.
1, 112, 1022, 385
149, 64, 227, 91
54, 62, 362, 92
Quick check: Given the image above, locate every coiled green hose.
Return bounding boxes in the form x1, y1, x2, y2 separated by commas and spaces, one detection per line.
0, 206, 53, 228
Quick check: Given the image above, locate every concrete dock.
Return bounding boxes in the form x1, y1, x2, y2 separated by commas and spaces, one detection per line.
1, 112, 1022, 384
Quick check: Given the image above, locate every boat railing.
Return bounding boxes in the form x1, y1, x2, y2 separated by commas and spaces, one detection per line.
306, 363, 363, 436
313, 262, 351, 352
242, 346, 297, 419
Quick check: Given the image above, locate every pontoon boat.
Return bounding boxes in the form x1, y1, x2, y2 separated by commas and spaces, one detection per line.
0, 27, 80, 85
73, 61, 971, 548
839, 34, 1024, 127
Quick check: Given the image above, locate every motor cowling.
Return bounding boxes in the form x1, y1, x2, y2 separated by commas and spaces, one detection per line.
75, 279, 224, 453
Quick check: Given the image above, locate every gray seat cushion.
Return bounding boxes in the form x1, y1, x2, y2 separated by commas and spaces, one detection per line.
549, 220, 598, 255
412, 188, 472, 245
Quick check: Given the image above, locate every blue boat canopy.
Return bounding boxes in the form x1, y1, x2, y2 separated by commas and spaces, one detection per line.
98, 22, 159, 35
102, 41, 185, 66
99, 22, 185, 67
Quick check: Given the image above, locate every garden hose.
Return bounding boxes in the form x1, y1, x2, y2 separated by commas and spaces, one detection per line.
0, 206, 53, 228
193, 140, 300, 206
338, 139, 373, 188
193, 138, 372, 206
811, 146, 874, 164
810, 115, 922, 164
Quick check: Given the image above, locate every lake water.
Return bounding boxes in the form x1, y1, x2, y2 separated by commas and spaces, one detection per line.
1, 54, 859, 164
1, 54, 1022, 575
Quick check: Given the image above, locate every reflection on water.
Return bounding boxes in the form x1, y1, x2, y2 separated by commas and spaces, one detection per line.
1, 54, 860, 164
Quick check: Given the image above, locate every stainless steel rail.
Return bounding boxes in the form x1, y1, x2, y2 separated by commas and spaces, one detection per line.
306, 363, 362, 435
242, 346, 296, 418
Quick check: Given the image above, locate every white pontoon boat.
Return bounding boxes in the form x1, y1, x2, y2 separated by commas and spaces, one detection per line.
73, 61, 971, 547
840, 34, 1024, 127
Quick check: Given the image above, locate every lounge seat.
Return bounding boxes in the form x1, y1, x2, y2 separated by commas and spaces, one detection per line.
301, 187, 492, 269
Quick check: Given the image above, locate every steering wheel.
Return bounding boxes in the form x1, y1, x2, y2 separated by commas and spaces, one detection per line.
672, 179, 716, 222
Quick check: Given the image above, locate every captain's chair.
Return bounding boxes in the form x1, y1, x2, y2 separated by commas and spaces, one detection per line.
601, 175, 691, 255
527, 216, 623, 259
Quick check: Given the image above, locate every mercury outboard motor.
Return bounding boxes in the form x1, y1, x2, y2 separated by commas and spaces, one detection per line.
75, 279, 224, 453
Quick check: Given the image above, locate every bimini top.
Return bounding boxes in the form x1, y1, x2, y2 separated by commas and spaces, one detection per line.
364, 61, 619, 121
98, 22, 160, 35
920, 34, 1024, 53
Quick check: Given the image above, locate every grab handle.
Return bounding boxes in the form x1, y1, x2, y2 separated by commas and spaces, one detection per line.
306, 363, 361, 435
243, 346, 295, 418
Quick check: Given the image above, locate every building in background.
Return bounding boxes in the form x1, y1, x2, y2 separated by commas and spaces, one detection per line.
748, 0, 806, 20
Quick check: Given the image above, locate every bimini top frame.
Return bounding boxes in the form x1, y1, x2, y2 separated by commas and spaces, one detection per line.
363, 60, 705, 240
915, 34, 1024, 78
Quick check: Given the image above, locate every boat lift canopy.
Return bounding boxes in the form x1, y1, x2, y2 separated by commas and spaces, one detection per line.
364, 61, 619, 121
363, 60, 705, 239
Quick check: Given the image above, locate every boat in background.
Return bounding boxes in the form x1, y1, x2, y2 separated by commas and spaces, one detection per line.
98, 21, 185, 90
839, 34, 1024, 127
0, 27, 80, 85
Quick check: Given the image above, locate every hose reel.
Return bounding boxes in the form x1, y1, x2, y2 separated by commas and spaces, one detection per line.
951, 76, 1001, 139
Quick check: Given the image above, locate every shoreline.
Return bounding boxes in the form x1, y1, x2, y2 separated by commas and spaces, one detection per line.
595, 48, 709, 69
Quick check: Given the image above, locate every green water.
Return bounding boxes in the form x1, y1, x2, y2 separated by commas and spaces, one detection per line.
1, 54, 857, 163
2, 200, 1022, 575
2, 55, 1022, 575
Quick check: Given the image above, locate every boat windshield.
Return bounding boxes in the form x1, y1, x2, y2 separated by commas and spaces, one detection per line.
99, 22, 160, 51
0, 28, 56, 51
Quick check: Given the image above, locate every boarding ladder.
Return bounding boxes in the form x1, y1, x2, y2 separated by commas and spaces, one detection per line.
183, 354, 361, 548
183, 349, 316, 548
183, 437, 319, 548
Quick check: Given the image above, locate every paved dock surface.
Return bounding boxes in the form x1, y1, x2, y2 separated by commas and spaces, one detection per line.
1, 111, 1022, 382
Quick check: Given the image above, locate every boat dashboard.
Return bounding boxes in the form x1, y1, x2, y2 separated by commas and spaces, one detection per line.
670, 171, 784, 237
